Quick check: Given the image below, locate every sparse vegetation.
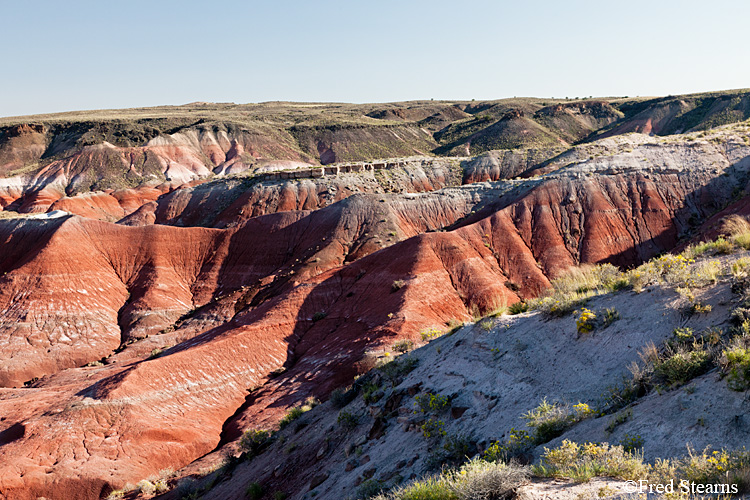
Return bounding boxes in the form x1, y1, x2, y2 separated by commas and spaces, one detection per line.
415, 392, 449, 414
337, 410, 359, 429
522, 400, 594, 444
246, 481, 264, 500
507, 301, 528, 315
278, 397, 318, 430
239, 429, 272, 458
533, 440, 647, 482
574, 308, 597, 334
378, 355, 418, 385
420, 327, 445, 342
392, 339, 414, 353
421, 417, 447, 439
330, 385, 357, 408
374, 457, 529, 500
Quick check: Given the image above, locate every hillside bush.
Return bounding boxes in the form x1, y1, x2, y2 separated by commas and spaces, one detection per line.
533, 440, 647, 482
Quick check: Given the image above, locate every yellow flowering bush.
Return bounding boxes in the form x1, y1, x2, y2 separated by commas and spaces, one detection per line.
575, 308, 597, 334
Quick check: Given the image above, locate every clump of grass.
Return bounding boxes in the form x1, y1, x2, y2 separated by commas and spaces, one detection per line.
378, 355, 418, 385
239, 429, 272, 458
601, 307, 621, 328
427, 433, 475, 470
731, 257, 750, 279
373, 476, 455, 500
393, 339, 414, 353
528, 264, 625, 317
337, 410, 359, 430
392, 279, 406, 292
278, 397, 318, 430
534, 440, 647, 482
246, 482, 264, 500
507, 301, 529, 315
722, 337, 750, 391
374, 458, 529, 500
448, 458, 530, 499
330, 386, 357, 408
478, 318, 494, 331
362, 381, 383, 404
522, 400, 594, 444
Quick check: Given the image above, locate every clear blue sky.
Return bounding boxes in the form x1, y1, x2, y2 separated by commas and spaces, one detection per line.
3, 0, 749, 117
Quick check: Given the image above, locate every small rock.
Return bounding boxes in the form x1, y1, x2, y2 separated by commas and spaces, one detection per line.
368, 417, 387, 440
451, 406, 469, 419
345, 460, 357, 472
317, 441, 329, 459
344, 443, 354, 457
363, 467, 376, 479
360, 455, 371, 465
395, 460, 406, 470
309, 471, 329, 490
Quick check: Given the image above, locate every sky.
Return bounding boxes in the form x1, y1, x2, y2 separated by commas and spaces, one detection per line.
2, 0, 749, 117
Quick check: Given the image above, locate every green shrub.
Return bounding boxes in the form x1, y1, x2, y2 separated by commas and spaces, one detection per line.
724, 345, 750, 390
362, 382, 382, 404
653, 348, 711, 388
239, 429, 272, 458
246, 482, 264, 500
605, 409, 632, 433
337, 410, 359, 430
356, 479, 386, 499
312, 311, 327, 322
279, 407, 305, 429
393, 339, 414, 353
619, 433, 645, 453
428, 433, 474, 469
421, 417, 447, 439
330, 386, 357, 408
374, 476, 456, 500
483, 428, 535, 463
379, 355, 418, 385
678, 447, 750, 492
601, 308, 621, 328
522, 400, 593, 444
508, 301, 529, 315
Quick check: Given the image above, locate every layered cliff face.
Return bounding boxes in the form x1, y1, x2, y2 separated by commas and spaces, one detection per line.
0, 119, 749, 498
2, 90, 749, 224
